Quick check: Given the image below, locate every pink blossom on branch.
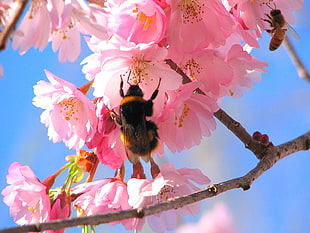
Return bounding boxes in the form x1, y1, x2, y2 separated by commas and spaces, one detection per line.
1, 162, 50, 225
49, 0, 108, 62
165, 0, 234, 52
83, 35, 182, 113
12, 0, 108, 62
127, 163, 211, 233
72, 178, 133, 230
157, 82, 219, 153
86, 99, 127, 169
12, 0, 51, 54
33, 70, 97, 150
106, 0, 167, 44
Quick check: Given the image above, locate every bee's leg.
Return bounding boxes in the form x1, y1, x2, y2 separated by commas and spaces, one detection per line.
119, 76, 125, 97
149, 157, 160, 179
262, 14, 273, 27
145, 78, 161, 116
150, 78, 162, 101
266, 28, 275, 34
131, 160, 146, 179
109, 110, 122, 126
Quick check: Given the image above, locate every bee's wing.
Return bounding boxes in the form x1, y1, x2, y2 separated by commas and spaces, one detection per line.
286, 24, 300, 41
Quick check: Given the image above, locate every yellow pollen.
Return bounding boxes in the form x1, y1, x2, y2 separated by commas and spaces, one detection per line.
28, 206, 38, 213
133, 4, 155, 30
178, 0, 204, 24
58, 97, 79, 121
174, 103, 190, 128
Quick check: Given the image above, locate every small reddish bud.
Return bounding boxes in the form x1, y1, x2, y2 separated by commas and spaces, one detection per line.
42, 174, 57, 190
252, 131, 262, 141
260, 134, 270, 146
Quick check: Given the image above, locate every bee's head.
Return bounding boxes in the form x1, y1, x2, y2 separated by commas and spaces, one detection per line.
125, 85, 144, 97
270, 9, 281, 17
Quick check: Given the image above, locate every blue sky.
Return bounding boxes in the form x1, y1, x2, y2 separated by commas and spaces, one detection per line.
0, 2, 310, 233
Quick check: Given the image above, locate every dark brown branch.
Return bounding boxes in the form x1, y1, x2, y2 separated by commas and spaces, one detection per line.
0, 131, 309, 233
0, 0, 29, 51
283, 37, 310, 82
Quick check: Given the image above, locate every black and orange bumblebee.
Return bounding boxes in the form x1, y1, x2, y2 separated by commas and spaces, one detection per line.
111, 74, 161, 164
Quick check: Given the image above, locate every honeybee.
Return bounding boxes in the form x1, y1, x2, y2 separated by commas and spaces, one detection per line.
263, 4, 299, 51
111, 73, 161, 164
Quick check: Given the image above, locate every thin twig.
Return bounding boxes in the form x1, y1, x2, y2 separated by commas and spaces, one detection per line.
0, 0, 29, 51
283, 37, 310, 82
0, 131, 309, 233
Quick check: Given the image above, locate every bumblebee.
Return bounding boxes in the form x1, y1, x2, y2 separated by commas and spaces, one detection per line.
111, 75, 161, 164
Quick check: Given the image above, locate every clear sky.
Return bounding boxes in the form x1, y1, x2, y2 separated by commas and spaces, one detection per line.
0, 2, 310, 233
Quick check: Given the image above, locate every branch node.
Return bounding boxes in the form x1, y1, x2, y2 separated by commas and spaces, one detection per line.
241, 184, 251, 191
207, 184, 217, 194
136, 208, 145, 218
34, 224, 40, 232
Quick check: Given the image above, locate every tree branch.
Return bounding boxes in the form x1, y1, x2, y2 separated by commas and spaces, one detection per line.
283, 37, 310, 82
0, 0, 28, 51
0, 130, 309, 233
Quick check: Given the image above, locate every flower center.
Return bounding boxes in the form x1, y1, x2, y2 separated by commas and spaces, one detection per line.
127, 54, 151, 84
183, 58, 202, 81
156, 185, 176, 202
251, 0, 274, 6
174, 103, 190, 128
58, 97, 79, 121
178, 0, 204, 24
133, 4, 155, 30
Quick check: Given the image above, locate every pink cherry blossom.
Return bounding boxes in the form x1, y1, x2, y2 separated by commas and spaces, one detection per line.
0, 0, 14, 29
33, 70, 97, 150
12, 0, 51, 54
86, 98, 127, 169
169, 48, 233, 98
49, 0, 108, 62
107, 0, 167, 44
169, 43, 268, 99
222, 44, 268, 98
83, 35, 182, 114
73, 178, 133, 229
165, 0, 234, 52
157, 82, 219, 153
127, 163, 211, 233
177, 202, 240, 233
48, 191, 71, 233
1, 162, 51, 225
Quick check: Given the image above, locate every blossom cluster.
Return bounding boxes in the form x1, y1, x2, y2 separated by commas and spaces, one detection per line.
1, 0, 304, 232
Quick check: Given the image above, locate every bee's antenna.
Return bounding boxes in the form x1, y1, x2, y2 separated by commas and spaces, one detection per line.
137, 73, 142, 85
126, 70, 132, 85
266, 2, 276, 10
